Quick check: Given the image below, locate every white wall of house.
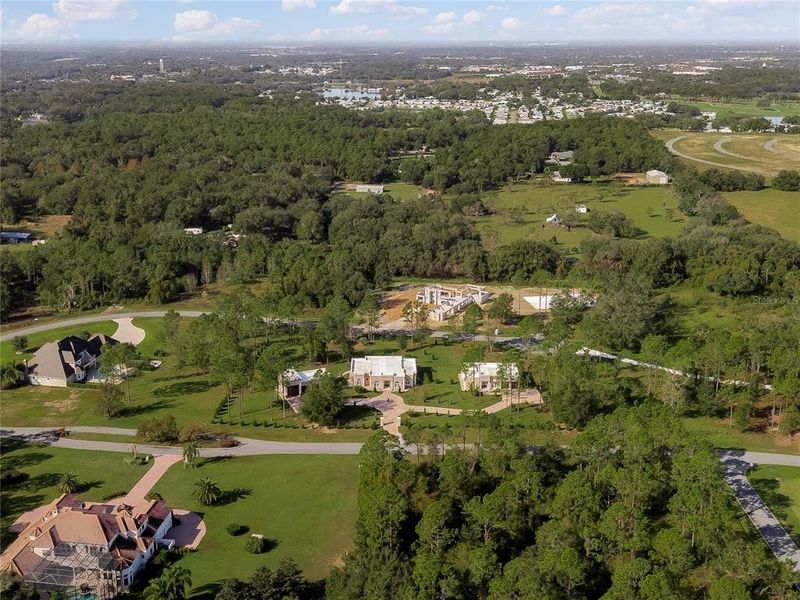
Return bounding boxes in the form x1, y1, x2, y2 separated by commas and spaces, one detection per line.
28, 375, 69, 387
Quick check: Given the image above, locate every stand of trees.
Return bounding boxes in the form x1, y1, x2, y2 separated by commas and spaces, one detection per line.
327, 407, 796, 600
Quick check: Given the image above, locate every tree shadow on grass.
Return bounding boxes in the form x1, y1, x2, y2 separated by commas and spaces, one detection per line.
750, 478, 793, 520
189, 582, 223, 600
77, 479, 103, 494
120, 398, 176, 417
418, 366, 434, 384
153, 381, 212, 398
199, 456, 234, 468
217, 487, 252, 506
17, 472, 60, 493
339, 405, 379, 424
152, 373, 195, 383
1, 450, 54, 471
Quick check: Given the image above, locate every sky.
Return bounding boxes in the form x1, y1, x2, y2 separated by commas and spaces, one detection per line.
1, 0, 798, 44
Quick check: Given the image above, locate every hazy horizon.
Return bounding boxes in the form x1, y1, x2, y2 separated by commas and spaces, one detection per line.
2, 0, 798, 45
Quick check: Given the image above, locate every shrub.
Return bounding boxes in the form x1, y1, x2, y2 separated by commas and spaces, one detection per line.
226, 523, 247, 536
137, 415, 179, 443
179, 423, 209, 443
219, 438, 239, 448
246, 535, 267, 554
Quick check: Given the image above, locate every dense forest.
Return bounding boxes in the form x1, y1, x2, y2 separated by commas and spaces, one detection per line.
323, 408, 797, 600
0, 84, 675, 317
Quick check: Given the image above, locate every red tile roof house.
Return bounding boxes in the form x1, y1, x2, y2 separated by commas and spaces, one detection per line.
0, 493, 174, 599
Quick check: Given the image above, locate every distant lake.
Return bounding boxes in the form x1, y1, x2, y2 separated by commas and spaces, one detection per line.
321, 88, 381, 100
767, 116, 784, 125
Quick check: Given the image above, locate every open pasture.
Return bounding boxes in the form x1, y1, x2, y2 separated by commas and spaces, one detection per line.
658, 131, 800, 176
725, 190, 800, 242
690, 100, 800, 120
474, 182, 689, 251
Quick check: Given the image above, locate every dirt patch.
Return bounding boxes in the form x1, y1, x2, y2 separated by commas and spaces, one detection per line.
380, 286, 423, 327
328, 554, 347, 569
43, 389, 81, 412
771, 432, 800, 449
381, 282, 585, 325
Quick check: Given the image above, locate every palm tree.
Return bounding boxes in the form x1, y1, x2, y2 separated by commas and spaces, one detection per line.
193, 476, 221, 506
57, 472, 80, 494
182, 442, 199, 470
163, 565, 192, 600
144, 565, 192, 600
144, 577, 170, 600
0, 364, 20, 389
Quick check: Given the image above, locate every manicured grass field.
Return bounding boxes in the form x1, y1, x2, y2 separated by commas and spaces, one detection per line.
1, 320, 505, 438
691, 100, 800, 120
401, 406, 578, 447
682, 417, 799, 456
653, 130, 800, 176
0, 439, 149, 547
474, 181, 689, 251
749, 465, 800, 545
725, 190, 800, 242
152, 454, 360, 593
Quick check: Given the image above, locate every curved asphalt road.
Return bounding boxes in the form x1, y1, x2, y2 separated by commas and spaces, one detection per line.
0, 426, 363, 456
3, 427, 798, 464
3, 428, 798, 578
0, 311, 209, 342
664, 135, 769, 174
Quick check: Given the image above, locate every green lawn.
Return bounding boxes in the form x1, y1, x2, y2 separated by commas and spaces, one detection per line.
691, 100, 800, 120
474, 181, 689, 251
749, 465, 800, 545
0, 439, 149, 547
152, 454, 360, 595
682, 417, 799, 456
1, 320, 120, 363
401, 406, 578, 447
725, 190, 800, 243
2, 326, 508, 438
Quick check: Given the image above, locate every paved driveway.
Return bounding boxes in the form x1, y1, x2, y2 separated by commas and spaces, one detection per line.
719, 450, 800, 574
0, 311, 208, 341
112, 318, 146, 346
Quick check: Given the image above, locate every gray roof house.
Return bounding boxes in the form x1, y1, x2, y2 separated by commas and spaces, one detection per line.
27, 335, 118, 388
1, 231, 34, 244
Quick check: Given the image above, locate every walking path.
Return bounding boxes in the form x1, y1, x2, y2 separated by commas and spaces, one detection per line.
665, 135, 766, 173
719, 450, 800, 575
111, 318, 146, 346
116, 454, 183, 506
577, 347, 773, 391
